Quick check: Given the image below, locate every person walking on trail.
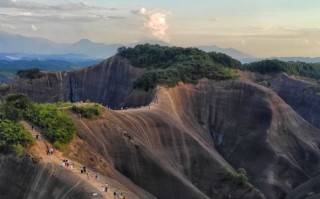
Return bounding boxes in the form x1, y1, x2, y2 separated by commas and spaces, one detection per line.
36, 134, 39, 139
119, 193, 124, 199
71, 163, 74, 170
31, 124, 34, 131
113, 191, 116, 199
116, 191, 120, 199
104, 183, 108, 192
95, 172, 99, 181
87, 171, 90, 180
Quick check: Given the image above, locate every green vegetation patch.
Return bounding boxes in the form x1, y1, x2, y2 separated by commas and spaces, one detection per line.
221, 167, 248, 186
17, 68, 44, 79
0, 94, 31, 122
71, 104, 103, 119
26, 103, 76, 144
0, 119, 34, 153
243, 59, 320, 79
117, 44, 240, 91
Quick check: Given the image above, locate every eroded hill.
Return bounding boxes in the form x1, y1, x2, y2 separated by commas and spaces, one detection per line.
5, 45, 320, 199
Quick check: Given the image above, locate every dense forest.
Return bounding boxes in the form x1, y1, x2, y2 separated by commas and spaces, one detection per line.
118, 44, 240, 91
242, 59, 320, 79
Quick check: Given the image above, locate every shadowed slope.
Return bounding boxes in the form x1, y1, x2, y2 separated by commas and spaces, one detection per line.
9, 56, 147, 108
0, 155, 101, 199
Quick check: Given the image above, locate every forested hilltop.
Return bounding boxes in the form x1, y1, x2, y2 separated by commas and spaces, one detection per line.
242, 59, 320, 79
117, 44, 240, 91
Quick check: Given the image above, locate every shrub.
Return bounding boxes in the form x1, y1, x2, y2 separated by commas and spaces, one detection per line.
222, 167, 248, 185
0, 119, 34, 153
53, 141, 61, 149
12, 144, 24, 157
71, 104, 102, 119
5, 94, 31, 110
1, 94, 31, 122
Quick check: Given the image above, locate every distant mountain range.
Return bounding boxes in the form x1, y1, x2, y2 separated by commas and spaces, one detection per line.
1, 31, 320, 64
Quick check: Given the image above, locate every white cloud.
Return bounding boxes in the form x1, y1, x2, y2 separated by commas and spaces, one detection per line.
145, 12, 169, 40
133, 8, 170, 41
0, 23, 14, 29
31, 24, 37, 31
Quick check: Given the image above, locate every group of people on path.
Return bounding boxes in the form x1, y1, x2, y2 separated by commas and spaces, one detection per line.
33, 122, 124, 198
46, 147, 54, 155
113, 191, 126, 199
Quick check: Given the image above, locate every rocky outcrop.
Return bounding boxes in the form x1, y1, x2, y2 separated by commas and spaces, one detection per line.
9, 56, 147, 108
0, 155, 100, 199
243, 72, 320, 130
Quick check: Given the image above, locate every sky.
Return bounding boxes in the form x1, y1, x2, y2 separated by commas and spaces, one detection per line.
0, 0, 320, 57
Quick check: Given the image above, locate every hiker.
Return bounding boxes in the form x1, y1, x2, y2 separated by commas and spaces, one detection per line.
36, 134, 39, 139
95, 172, 99, 181
70, 163, 74, 170
49, 148, 54, 155
83, 166, 86, 173
119, 193, 124, 199
31, 124, 34, 131
46, 148, 50, 155
87, 171, 90, 179
104, 183, 108, 192
116, 191, 120, 199
113, 191, 116, 199
101, 185, 105, 192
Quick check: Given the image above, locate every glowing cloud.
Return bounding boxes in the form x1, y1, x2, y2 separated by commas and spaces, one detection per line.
144, 12, 169, 40
133, 8, 170, 41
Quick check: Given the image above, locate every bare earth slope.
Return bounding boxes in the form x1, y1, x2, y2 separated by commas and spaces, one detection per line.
0, 155, 100, 199
64, 79, 320, 199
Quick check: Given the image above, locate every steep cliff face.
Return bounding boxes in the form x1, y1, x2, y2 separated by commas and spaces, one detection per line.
0, 155, 100, 199
243, 72, 320, 130
9, 71, 70, 102
9, 56, 147, 108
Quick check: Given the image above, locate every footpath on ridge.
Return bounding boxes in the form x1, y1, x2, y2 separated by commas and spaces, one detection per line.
21, 120, 126, 199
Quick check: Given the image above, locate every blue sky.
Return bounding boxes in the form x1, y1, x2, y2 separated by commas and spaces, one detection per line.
1, 0, 320, 57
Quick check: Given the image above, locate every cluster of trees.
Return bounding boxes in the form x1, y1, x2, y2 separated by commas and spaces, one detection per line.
0, 94, 31, 122
118, 44, 240, 91
17, 68, 44, 79
243, 59, 320, 79
0, 94, 76, 153
0, 94, 33, 154
26, 103, 76, 146
71, 104, 102, 119
0, 119, 34, 154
